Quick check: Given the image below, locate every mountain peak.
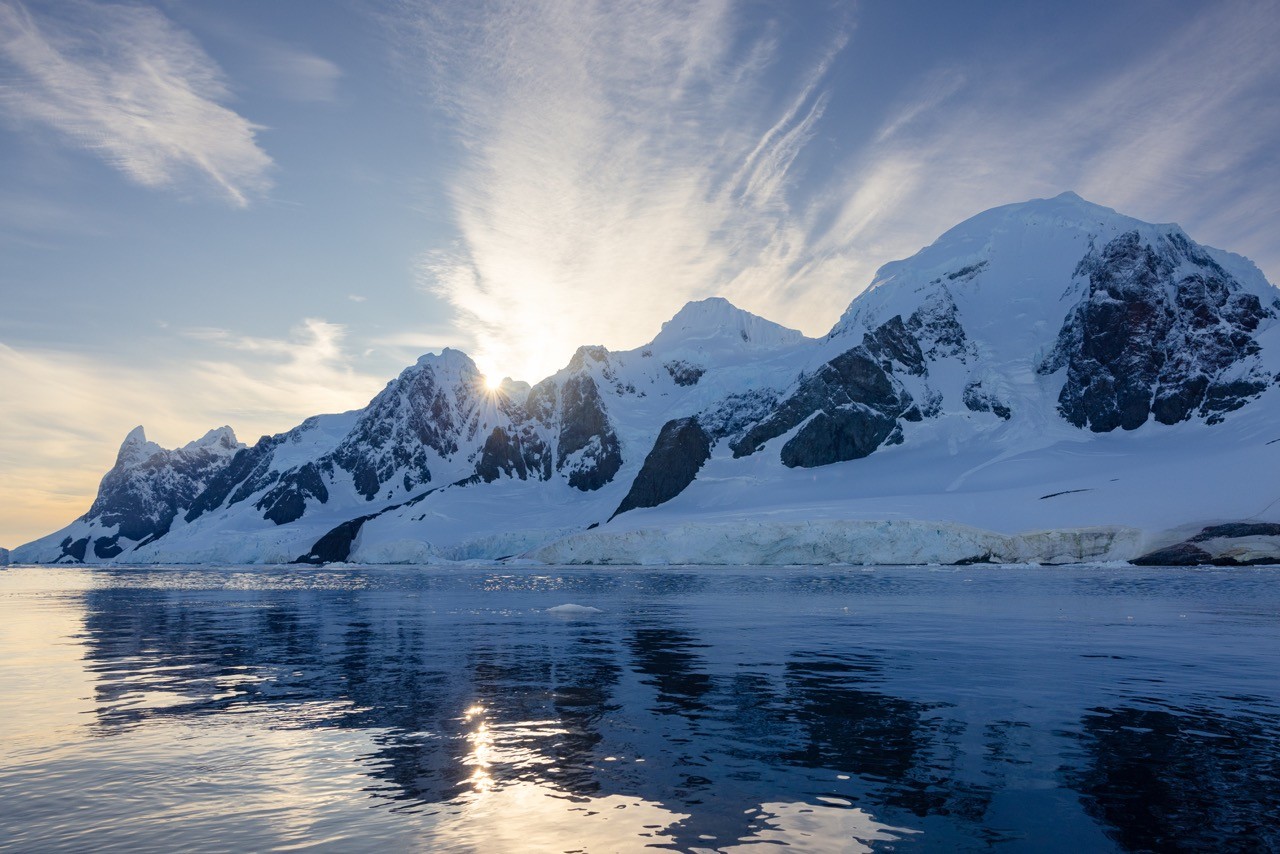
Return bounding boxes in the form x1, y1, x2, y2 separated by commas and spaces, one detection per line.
114, 425, 163, 469
181, 426, 242, 456
401, 348, 484, 391
646, 297, 806, 353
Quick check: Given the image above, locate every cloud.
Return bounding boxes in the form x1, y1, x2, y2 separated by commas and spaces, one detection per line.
397, 0, 1280, 383
0, 319, 386, 547
400, 0, 853, 381
0, 0, 273, 206
804, 0, 1280, 301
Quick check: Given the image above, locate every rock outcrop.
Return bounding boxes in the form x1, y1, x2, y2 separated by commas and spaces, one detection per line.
612, 417, 712, 518
1039, 231, 1272, 430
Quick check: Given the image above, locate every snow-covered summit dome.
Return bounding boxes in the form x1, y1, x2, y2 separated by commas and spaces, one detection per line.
646, 297, 807, 355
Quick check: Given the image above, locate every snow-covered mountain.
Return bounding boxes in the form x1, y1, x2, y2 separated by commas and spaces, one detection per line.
15, 193, 1280, 566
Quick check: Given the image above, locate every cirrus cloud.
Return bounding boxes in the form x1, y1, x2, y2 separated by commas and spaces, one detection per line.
0, 0, 273, 206
400, 0, 853, 381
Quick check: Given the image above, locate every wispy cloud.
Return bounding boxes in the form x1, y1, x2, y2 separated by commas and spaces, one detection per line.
805, 0, 1280, 300
0, 319, 385, 546
0, 0, 273, 206
398, 0, 1280, 382
400, 0, 852, 380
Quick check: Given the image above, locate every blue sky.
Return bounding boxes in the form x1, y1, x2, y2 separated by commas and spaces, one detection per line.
2, 0, 1279, 545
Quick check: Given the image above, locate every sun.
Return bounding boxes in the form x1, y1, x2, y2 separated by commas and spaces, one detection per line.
482, 374, 503, 392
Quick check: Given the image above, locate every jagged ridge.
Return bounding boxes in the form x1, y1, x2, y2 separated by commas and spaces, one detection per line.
14, 193, 1280, 567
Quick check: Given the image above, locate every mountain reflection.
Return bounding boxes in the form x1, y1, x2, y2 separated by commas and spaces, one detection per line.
74, 576, 983, 847
1069, 703, 1280, 852
65, 567, 1280, 851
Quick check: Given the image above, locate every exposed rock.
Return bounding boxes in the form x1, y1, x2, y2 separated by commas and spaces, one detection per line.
82, 425, 243, 552
567, 345, 611, 372
780, 407, 899, 468
1131, 542, 1214, 566
612, 417, 712, 519
296, 514, 377, 565
664, 360, 705, 386
60, 536, 88, 563
185, 435, 281, 523
1040, 231, 1271, 431
1189, 522, 1280, 541
698, 389, 779, 442
1132, 522, 1280, 566
863, 315, 925, 376
732, 317, 917, 467
475, 426, 552, 483
557, 374, 622, 491
93, 535, 123, 559
905, 285, 973, 362
256, 462, 329, 526
963, 380, 1012, 420
329, 355, 481, 498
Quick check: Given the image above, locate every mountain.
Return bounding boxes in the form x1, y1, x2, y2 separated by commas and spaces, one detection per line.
14, 193, 1280, 566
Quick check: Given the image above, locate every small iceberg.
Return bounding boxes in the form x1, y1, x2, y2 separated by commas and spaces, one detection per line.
546, 603, 603, 615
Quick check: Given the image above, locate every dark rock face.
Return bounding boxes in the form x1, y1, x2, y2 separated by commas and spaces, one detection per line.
296, 514, 377, 564
698, 389, 779, 442
1190, 522, 1280, 541
1131, 542, 1214, 566
557, 374, 623, 491
296, 487, 438, 564
60, 536, 88, 562
184, 436, 280, 523
256, 462, 329, 526
905, 285, 971, 362
475, 426, 552, 483
330, 360, 479, 499
732, 317, 916, 468
780, 408, 899, 468
963, 380, 1011, 420
664, 360, 705, 386
93, 535, 123, 559
1131, 522, 1280, 566
612, 418, 712, 519
863, 315, 925, 376
1040, 231, 1271, 431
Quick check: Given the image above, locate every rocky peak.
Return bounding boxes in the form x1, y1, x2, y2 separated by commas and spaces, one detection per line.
326, 348, 494, 501
114, 425, 164, 469
180, 426, 242, 457
567, 345, 611, 372
83, 424, 249, 554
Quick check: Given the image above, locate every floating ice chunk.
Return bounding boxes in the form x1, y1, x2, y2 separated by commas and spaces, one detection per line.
546, 603, 603, 615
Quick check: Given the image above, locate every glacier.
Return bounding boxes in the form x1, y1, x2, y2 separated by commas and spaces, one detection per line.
12, 192, 1280, 567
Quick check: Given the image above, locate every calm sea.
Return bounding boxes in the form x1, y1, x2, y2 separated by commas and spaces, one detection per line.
1, 564, 1277, 852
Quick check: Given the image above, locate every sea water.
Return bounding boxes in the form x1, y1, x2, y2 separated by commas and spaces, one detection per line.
1, 564, 1277, 852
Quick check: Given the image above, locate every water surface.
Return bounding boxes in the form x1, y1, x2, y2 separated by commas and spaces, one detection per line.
1, 564, 1278, 852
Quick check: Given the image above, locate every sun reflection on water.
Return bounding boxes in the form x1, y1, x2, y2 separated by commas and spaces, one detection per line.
462, 703, 494, 794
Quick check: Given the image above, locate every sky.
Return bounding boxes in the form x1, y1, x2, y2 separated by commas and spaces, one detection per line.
2, 0, 1279, 547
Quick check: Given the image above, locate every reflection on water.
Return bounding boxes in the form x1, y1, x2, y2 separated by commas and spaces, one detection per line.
1, 565, 1279, 851
1070, 703, 1280, 852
